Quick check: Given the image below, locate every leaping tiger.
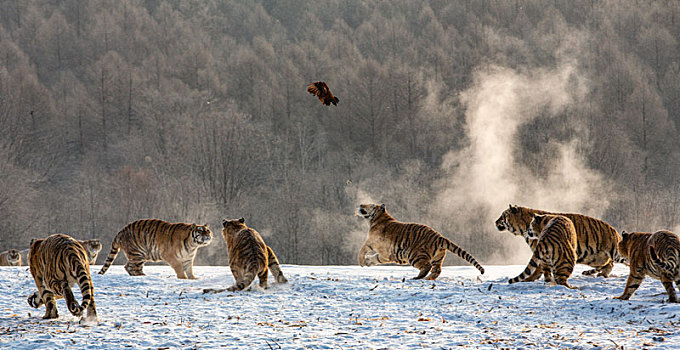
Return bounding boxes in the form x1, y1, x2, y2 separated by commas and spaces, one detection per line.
357, 203, 484, 280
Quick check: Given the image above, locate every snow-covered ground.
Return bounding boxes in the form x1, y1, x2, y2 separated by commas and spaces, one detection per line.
0, 263, 678, 349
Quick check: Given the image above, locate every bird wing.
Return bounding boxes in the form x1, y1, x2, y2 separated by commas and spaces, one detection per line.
307, 82, 320, 96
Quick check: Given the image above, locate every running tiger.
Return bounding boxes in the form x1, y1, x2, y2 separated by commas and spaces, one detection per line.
496, 205, 622, 280
79, 239, 103, 265
221, 218, 288, 291
98, 219, 213, 279
0, 249, 21, 266
27, 234, 97, 322
508, 214, 578, 288
615, 230, 680, 303
356, 203, 484, 279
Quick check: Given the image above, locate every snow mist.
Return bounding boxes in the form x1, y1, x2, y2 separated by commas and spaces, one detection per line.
431, 62, 610, 264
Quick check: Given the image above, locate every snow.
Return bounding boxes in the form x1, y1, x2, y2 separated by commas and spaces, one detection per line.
0, 263, 678, 349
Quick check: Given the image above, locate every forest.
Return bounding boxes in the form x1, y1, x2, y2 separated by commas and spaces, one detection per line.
1, 0, 680, 266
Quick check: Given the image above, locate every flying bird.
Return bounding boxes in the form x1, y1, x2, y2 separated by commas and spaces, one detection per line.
307, 81, 339, 106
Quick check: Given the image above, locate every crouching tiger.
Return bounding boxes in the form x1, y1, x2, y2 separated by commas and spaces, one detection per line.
356, 203, 484, 280
27, 234, 97, 322
509, 214, 578, 289
221, 218, 287, 291
616, 230, 680, 303
98, 219, 213, 279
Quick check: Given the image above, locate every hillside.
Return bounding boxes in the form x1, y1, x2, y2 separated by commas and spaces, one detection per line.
3, 1, 680, 266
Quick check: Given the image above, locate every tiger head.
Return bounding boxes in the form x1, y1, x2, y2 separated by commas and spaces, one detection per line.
495, 204, 533, 237
526, 213, 551, 240
190, 224, 213, 246
612, 231, 631, 265
79, 239, 103, 264
28, 238, 44, 261
82, 239, 103, 255
222, 217, 247, 237
617, 231, 632, 259
356, 203, 385, 221
6, 249, 21, 265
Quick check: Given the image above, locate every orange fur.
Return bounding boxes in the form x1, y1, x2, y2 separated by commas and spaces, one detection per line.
222, 218, 287, 291
616, 230, 680, 303
98, 219, 213, 279
28, 234, 97, 322
357, 203, 484, 280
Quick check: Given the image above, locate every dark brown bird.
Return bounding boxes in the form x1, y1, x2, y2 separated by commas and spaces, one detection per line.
307, 81, 339, 106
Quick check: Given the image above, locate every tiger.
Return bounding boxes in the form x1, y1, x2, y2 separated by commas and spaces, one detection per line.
17, 239, 99, 266
508, 214, 578, 288
98, 219, 213, 279
356, 203, 485, 280
19, 249, 29, 265
27, 234, 97, 322
221, 217, 288, 291
0, 249, 21, 266
615, 230, 680, 303
79, 239, 103, 265
496, 205, 622, 280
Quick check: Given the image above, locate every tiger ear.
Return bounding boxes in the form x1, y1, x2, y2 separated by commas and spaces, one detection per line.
190, 223, 197, 230
239, 217, 245, 224
379, 203, 385, 211
621, 230, 629, 239
509, 204, 518, 213
222, 219, 228, 227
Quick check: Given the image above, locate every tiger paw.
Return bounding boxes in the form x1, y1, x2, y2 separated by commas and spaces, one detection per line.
276, 275, 288, 284
27, 293, 41, 308
42, 311, 59, 319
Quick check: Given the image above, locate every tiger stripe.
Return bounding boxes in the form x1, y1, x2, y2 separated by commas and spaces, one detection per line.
616, 230, 680, 303
357, 203, 484, 280
222, 218, 288, 291
496, 205, 622, 280
98, 219, 212, 279
27, 234, 97, 322
78, 239, 103, 265
508, 214, 578, 288
0, 249, 21, 266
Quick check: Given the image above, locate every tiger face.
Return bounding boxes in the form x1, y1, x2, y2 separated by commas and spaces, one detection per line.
495, 204, 531, 237
356, 203, 385, 221
80, 239, 103, 264
6, 249, 21, 265
191, 224, 213, 246
84, 240, 103, 253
